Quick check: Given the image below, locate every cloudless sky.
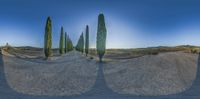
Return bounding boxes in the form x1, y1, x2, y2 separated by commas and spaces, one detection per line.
0, 0, 200, 48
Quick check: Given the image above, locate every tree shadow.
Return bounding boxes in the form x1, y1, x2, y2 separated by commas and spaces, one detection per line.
80, 53, 200, 99
81, 62, 120, 97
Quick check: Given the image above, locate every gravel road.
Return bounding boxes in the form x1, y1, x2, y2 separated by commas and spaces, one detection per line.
0, 51, 200, 99
104, 52, 198, 95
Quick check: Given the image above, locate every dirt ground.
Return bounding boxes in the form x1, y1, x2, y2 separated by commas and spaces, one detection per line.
3, 51, 98, 96
104, 52, 198, 95
1, 47, 199, 96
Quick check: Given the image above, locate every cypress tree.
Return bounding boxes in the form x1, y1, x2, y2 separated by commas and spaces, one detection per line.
70, 37, 74, 51
65, 32, 67, 53
76, 34, 81, 51
96, 13, 107, 62
75, 39, 78, 51
44, 16, 52, 58
69, 38, 73, 51
85, 25, 89, 56
76, 33, 84, 53
67, 35, 71, 51
66, 35, 73, 51
80, 32, 84, 53
59, 27, 64, 54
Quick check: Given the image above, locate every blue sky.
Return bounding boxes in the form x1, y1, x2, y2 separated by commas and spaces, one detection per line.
0, 0, 200, 48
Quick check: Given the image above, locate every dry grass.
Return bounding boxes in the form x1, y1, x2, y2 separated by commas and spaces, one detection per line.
89, 45, 200, 61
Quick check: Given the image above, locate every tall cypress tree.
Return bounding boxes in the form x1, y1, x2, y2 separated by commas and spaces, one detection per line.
67, 35, 71, 51
80, 32, 84, 53
65, 32, 67, 53
76, 33, 84, 53
96, 13, 107, 62
59, 27, 64, 54
85, 25, 89, 56
44, 16, 52, 58
68, 37, 73, 51
76, 35, 81, 51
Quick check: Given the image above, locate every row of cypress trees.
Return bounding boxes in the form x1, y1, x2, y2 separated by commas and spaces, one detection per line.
44, 17, 73, 58
75, 25, 89, 56
59, 27, 64, 54
66, 33, 74, 52
75, 32, 84, 53
59, 27, 73, 55
75, 13, 106, 62
44, 13, 107, 62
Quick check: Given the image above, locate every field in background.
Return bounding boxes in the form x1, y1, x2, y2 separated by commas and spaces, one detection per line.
1, 45, 200, 60
0, 45, 199, 96
89, 45, 200, 60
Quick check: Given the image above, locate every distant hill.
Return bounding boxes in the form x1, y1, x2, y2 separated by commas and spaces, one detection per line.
147, 46, 172, 49
146, 45, 200, 49
176, 45, 200, 48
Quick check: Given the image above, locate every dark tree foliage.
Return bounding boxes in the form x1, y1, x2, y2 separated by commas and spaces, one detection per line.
85, 25, 89, 56
96, 13, 107, 62
59, 27, 64, 54
65, 32, 67, 53
76, 33, 84, 53
67, 35, 73, 51
44, 16, 52, 58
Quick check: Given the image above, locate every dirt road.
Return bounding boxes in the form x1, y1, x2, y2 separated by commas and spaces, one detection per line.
0, 51, 200, 99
